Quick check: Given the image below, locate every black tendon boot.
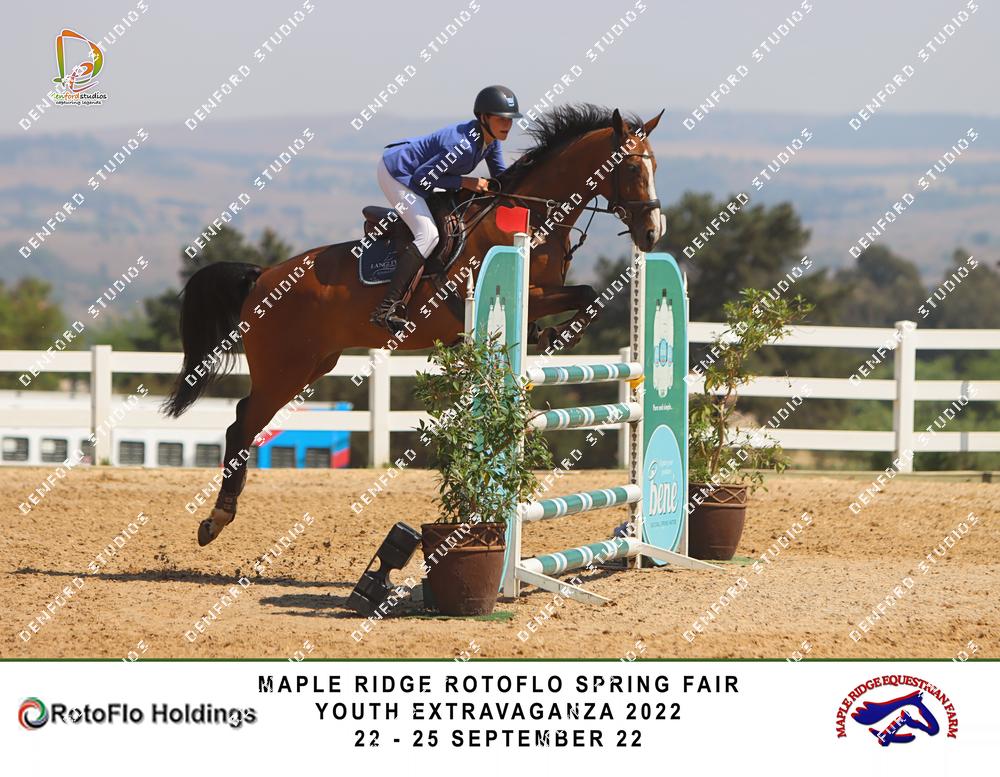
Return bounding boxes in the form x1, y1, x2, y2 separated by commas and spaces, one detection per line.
370, 240, 425, 333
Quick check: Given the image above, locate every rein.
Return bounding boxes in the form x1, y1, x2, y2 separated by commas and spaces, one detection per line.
442, 127, 660, 269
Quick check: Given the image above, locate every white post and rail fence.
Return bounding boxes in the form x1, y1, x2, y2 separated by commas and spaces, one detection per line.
1, 320, 997, 469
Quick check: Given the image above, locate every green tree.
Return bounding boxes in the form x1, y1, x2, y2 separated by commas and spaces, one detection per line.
0, 278, 66, 348
832, 245, 926, 326
180, 226, 292, 283
0, 279, 68, 389
656, 192, 811, 322
924, 249, 1000, 330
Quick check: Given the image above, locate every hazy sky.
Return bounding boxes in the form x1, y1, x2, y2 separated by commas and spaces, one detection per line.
4, 0, 996, 136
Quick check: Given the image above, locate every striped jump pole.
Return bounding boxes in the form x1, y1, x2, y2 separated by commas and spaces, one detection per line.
528, 402, 641, 431
525, 362, 643, 386
520, 484, 641, 522
520, 537, 722, 605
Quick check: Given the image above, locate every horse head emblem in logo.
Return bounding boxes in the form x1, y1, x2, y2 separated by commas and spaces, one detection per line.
852, 690, 940, 746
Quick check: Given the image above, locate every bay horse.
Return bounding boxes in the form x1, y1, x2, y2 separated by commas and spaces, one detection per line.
164, 104, 664, 546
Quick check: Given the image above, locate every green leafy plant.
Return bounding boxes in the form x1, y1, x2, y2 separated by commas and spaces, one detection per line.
689, 288, 813, 491
414, 333, 552, 526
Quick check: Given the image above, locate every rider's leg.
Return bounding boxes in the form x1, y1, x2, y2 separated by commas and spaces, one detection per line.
371, 158, 439, 330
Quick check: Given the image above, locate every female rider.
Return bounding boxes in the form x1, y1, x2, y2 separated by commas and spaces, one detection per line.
371, 84, 522, 331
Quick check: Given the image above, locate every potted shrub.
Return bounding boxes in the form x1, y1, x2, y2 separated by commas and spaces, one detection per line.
414, 333, 552, 615
688, 288, 813, 560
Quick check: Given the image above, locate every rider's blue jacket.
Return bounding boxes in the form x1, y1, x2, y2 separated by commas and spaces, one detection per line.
382, 119, 506, 196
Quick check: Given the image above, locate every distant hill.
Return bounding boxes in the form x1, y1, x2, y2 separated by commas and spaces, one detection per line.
1, 111, 998, 319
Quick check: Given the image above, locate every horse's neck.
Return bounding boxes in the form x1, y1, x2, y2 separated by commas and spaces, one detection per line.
449, 132, 607, 289
515, 133, 607, 227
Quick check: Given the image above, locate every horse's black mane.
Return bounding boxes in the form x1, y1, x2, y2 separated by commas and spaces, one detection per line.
497, 103, 644, 190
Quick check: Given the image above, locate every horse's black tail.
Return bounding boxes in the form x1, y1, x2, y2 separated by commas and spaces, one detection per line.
162, 262, 262, 418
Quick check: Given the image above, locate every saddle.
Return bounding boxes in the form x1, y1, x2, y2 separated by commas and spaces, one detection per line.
356, 192, 466, 286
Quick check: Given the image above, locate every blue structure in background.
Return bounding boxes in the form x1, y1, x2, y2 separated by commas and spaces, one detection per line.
253, 401, 352, 468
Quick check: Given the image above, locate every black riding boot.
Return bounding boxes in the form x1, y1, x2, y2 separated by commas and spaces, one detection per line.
370, 240, 424, 333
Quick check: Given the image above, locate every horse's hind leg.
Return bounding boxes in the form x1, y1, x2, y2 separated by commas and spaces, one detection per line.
198, 356, 337, 546
198, 396, 252, 546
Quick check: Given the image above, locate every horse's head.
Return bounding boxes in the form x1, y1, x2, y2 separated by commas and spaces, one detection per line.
603, 108, 664, 252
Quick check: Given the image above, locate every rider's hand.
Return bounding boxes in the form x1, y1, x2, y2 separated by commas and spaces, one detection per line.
461, 177, 491, 192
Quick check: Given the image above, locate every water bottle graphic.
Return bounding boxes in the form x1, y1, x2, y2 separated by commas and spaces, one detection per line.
652, 289, 674, 398
487, 284, 506, 341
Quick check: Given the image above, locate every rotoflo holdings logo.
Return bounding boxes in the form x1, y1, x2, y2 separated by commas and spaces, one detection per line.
19, 698, 48, 730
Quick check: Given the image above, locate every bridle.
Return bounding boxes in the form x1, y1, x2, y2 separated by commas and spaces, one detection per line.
606, 127, 661, 225
448, 125, 661, 261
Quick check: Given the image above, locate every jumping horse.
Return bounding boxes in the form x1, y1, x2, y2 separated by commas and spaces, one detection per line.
163, 104, 664, 546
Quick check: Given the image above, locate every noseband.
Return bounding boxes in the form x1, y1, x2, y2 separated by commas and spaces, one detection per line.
607, 129, 660, 225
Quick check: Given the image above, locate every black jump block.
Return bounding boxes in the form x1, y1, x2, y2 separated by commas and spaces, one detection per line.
347, 522, 422, 615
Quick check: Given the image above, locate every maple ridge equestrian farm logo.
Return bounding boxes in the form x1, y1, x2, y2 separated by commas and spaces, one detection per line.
835, 675, 958, 747
51, 29, 109, 104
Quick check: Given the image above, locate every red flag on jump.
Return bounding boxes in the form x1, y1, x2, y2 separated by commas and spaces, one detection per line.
495, 205, 530, 234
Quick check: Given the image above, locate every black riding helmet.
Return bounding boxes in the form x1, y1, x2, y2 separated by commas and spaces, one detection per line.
473, 85, 523, 119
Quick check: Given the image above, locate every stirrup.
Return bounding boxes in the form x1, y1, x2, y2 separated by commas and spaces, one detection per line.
370, 300, 410, 333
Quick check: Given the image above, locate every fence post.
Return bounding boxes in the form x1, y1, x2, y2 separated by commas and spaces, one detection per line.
893, 320, 916, 472
91, 345, 112, 465
368, 349, 390, 467
618, 345, 631, 468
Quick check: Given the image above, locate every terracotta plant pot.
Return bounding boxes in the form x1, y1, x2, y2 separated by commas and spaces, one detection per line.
688, 483, 748, 561
421, 521, 506, 616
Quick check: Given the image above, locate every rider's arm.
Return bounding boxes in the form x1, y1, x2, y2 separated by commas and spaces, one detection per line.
411, 149, 463, 193
484, 140, 506, 178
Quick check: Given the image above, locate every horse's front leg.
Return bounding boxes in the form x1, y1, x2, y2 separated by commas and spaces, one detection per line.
526, 284, 599, 352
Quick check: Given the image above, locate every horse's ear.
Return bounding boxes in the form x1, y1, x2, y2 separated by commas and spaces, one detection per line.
612, 108, 628, 137
643, 109, 665, 136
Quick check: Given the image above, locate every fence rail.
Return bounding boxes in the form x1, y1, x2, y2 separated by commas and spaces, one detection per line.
1, 320, 997, 469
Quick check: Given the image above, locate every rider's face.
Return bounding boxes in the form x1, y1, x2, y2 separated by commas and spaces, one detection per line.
485, 114, 512, 141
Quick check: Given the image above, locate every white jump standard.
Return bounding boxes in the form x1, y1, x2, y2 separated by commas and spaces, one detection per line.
471, 233, 721, 606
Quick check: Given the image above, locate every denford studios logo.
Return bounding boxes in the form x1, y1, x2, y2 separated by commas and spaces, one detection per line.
17, 698, 256, 729
835, 675, 958, 747
51, 29, 108, 104
19, 698, 48, 730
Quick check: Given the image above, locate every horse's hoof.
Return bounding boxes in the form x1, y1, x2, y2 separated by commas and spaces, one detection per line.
197, 520, 216, 547
197, 509, 234, 547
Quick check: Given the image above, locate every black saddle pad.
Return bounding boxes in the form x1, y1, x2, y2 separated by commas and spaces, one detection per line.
356, 191, 464, 285
356, 238, 398, 286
